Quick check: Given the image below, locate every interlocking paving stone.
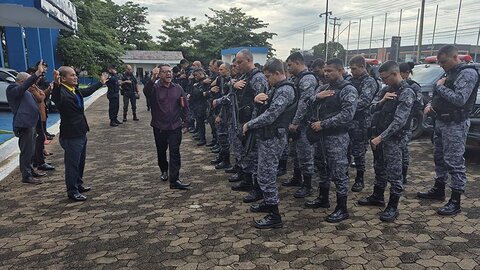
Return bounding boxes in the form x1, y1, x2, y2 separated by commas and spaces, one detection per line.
1, 95, 480, 268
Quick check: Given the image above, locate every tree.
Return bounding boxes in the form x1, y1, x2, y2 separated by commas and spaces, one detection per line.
312, 42, 346, 61
115, 1, 155, 50
157, 8, 276, 63
57, 0, 154, 75
157, 17, 198, 59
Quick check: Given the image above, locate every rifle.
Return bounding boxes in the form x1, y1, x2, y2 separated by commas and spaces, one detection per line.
243, 84, 268, 155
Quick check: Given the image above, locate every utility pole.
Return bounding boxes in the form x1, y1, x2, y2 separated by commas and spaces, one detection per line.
319, 0, 332, 60
302, 28, 305, 51
414, 8, 420, 62
330, 17, 341, 57
357, 18, 362, 55
417, 0, 426, 62
345, 20, 352, 64
454, 0, 462, 44
368, 16, 374, 57
398, 9, 402, 36
431, 5, 439, 56
475, 27, 480, 62
382, 13, 388, 61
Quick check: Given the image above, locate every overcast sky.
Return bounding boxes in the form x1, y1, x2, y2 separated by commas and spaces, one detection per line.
113, 0, 480, 59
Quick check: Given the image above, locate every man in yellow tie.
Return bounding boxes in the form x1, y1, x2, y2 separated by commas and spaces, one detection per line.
51, 66, 108, 201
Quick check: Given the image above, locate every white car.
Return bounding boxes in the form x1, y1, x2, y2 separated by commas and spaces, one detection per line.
0, 68, 18, 109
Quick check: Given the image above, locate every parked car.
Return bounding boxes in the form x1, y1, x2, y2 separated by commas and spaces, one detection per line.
467, 91, 480, 147
0, 68, 18, 109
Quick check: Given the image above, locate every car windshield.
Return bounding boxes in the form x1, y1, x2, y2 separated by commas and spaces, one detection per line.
411, 65, 445, 85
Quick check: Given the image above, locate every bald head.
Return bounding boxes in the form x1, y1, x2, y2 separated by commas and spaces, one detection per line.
15, 72, 31, 83
58, 66, 78, 87
235, 49, 255, 74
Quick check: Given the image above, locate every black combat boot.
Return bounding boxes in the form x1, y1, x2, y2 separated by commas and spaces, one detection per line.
294, 175, 313, 198
417, 179, 446, 201
358, 186, 385, 207
437, 189, 462, 216
379, 194, 400, 222
243, 177, 263, 203
402, 166, 408, 184
253, 204, 283, 229
250, 200, 270, 213
133, 112, 139, 121
325, 194, 349, 223
225, 164, 239, 174
215, 154, 231, 169
351, 171, 365, 192
229, 171, 243, 182
277, 159, 287, 177
206, 140, 217, 147
304, 187, 330, 208
210, 153, 222, 165
231, 173, 253, 192
122, 113, 127, 122
282, 168, 302, 187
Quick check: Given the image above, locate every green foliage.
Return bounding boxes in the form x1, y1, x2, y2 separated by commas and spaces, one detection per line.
57, 0, 153, 75
157, 8, 276, 63
312, 42, 346, 61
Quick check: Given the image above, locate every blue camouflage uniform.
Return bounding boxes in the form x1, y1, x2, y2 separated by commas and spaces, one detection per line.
430, 64, 479, 192
246, 81, 295, 205
370, 81, 416, 196
289, 70, 318, 178
311, 79, 358, 197
348, 73, 380, 174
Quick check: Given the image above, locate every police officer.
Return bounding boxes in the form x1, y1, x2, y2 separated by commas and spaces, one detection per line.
348, 55, 381, 192
190, 68, 209, 146
358, 60, 416, 222
399, 62, 423, 183
210, 63, 232, 169
418, 45, 479, 216
120, 65, 139, 122
282, 52, 317, 198
311, 58, 327, 85
230, 49, 268, 202
105, 65, 122, 127
243, 58, 296, 229
304, 58, 358, 223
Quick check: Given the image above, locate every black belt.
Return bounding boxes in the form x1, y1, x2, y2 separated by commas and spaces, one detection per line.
436, 110, 468, 123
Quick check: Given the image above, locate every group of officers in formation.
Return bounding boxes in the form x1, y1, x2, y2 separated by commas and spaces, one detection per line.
158, 44, 478, 229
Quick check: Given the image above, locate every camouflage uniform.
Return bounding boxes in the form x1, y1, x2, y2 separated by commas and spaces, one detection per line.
246, 82, 296, 205
213, 76, 231, 158
290, 70, 318, 177
370, 81, 416, 196
430, 66, 479, 191
311, 79, 358, 197
348, 73, 379, 174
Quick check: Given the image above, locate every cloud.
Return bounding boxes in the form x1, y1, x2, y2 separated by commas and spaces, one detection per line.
113, 0, 480, 59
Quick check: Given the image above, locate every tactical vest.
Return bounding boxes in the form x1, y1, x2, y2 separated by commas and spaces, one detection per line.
350, 73, 380, 120
374, 83, 416, 136
431, 64, 480, 118
315, 80, 353, 134
238, 68, 263, 123
406, 78, 425, 111
259, 81, 298, 140
294, 71, 317, 89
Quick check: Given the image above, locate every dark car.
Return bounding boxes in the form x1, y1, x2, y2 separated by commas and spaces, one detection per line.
467, 91, 480, 147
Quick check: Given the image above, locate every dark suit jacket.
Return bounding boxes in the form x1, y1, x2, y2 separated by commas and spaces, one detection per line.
51, 82, 103, 139
6, 74, 40, 129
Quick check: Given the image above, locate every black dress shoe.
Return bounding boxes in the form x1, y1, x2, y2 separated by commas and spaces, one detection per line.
160, 172, 168, 181
170, 180, 191, 190
78, 186, 91, 193
38, 163, 55, 171
22, 177, 43, 185
114, 119, 123, 124
68, 193, 87, 201
197, 141, 206, 146
110, 121, 118, 127
32, 171, 47, 177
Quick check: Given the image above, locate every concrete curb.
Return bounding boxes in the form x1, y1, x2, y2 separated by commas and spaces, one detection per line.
0, 87, 107, 182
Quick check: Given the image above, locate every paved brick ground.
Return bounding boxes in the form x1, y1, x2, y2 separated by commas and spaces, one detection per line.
1, 94, 480, 269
